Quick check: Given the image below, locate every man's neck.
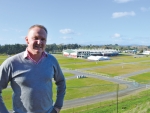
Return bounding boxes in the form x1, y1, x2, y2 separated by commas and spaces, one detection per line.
30, 54, 42, 62
28, 51, 42, 62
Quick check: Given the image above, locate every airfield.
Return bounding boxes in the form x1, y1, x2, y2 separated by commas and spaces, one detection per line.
1, 53, 150, 112
62, 65, 149, 109
59, 53, 150, 112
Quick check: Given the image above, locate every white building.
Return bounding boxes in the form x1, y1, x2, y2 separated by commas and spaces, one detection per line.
142, 51, 150, 55
87, 56, 110, 61
63, 49, 119, 58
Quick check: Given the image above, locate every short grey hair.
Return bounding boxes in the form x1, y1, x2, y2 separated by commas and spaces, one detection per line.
29, 24, 48, 34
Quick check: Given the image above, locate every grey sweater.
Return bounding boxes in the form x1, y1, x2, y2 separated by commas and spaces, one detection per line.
0, 52, 66, 113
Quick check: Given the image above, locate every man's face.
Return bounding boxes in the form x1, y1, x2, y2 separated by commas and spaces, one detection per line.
25, 27, 47, 55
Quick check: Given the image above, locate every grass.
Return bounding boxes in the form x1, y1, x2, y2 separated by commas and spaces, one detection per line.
130, 72, 150, 84
61, 89, 150, 113
63, 72, 74, 77
124, 101, 150, 113
53, 77, 126, 100
1, 88, 12, 110
86, 63, 150, 77
0, 54, 150, 112
61, 61, 114, 69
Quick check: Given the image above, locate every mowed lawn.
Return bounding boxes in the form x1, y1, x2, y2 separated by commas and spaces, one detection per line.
63, 72, 74, 77
62, 77, 126, 100
129, 72, 150, 84
86, 63, 150, 77
61, 61, 114, 69
0, 56, 8, 64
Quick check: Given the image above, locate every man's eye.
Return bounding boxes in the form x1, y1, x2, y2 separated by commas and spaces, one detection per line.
33, 37, 38, 40
41, 38, 46, 41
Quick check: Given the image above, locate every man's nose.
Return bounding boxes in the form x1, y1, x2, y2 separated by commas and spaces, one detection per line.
37, 39, 42, 44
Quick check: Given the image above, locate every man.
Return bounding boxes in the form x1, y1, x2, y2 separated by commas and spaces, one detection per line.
0, 25, 66, 113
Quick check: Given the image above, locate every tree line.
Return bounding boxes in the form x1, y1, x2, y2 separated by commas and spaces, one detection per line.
0, 43, 149, 55
0, 43, 80, 55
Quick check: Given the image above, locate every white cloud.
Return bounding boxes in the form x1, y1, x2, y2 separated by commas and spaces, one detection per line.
112, 11, 135, 18
2, 28, 22, 32
59, 29, 75, 34
112, 33, 121, 38
61, 36, 73, 40
114, 0, 132, 3
9, 28, 23, 33
140, 7, 150, 12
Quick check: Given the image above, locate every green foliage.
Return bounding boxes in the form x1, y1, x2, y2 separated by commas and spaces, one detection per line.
0, 44, 26, 55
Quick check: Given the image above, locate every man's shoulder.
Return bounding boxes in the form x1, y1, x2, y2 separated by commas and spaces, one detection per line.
46, 54, 58, 62
9, 51, 24, 59
5, 52, 24, 62
1, 52, 25, 67
47, 53, 56, 59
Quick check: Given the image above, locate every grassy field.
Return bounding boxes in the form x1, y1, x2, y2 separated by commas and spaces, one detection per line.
0, 54, 150, 112
63, 77, 126, 100
2, 88, 12, 110
62, 89, 150, 113
86, 63, 150, 77
130, 72, 150, 84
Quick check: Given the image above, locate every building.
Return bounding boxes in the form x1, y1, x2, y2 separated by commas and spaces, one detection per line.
87, 56, 110, 61
142, 51, 150, 55
63, 49, 119, 58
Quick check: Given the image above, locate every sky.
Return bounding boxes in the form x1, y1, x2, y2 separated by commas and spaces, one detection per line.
0, 0, 150, 46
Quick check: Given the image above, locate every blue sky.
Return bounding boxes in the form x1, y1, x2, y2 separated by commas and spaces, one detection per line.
0, 0, 150, 46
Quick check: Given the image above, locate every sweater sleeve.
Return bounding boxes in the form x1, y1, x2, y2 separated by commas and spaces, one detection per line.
53, 58, 66, 109
0, 60, 11, 113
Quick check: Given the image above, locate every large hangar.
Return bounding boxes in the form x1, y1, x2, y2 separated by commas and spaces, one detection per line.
63, 49, 119, 58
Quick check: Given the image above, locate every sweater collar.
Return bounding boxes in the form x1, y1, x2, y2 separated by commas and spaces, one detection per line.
23, 49, 48, 59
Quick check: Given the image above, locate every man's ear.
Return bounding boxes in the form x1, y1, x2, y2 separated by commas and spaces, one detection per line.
25, 37, 29, 44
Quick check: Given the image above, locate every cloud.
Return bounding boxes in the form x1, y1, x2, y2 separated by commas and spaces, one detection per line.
59, 29, 75, 34
114, 0, 133, 3
140, 7, 150, 12
112, 11, 135, 18
111, 33, 123, 45
61, 36, 73, 40
10, 28, 23, 33
2, 28, 22, 32
112, 33, 121, 38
